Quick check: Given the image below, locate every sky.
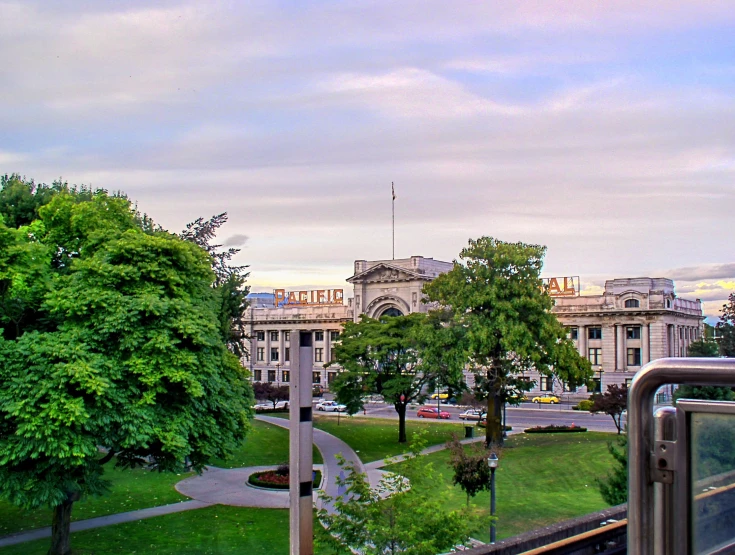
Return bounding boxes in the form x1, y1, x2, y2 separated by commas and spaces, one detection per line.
2, 1, 734, 321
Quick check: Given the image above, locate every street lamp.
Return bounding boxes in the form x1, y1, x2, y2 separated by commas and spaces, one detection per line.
596, 369, 604, 394
276, 363, 281, 383
488, 452, 498, 543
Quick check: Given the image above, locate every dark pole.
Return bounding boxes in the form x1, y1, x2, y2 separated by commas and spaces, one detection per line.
488, 452, 498, 544
502, 402, 507, 439
490, 467, 496, 543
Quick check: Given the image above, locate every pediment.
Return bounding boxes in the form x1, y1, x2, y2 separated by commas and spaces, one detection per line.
347, 262, 425, 284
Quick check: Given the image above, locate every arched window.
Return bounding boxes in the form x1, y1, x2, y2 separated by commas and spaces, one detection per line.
380, 307, 403, 318
625, 299, 640, 308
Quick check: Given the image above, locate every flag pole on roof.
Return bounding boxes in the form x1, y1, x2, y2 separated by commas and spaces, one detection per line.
392, 182, 396, 260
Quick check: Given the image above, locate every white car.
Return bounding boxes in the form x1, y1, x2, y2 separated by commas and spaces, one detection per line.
459, 409, 483, 421
253, 401, 289, 411
316, 400, 347, 412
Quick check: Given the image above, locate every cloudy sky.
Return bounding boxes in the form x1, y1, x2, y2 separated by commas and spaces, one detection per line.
2, 1, 734, 320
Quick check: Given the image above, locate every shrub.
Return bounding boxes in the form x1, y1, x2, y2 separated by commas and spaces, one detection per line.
524, 425, 587, 434
576, 400, 594, 411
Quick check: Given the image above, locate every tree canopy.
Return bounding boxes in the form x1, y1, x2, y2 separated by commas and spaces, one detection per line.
590, 384, 628, 434
330, 313, 431, 443
423, 237, 592, 444
0, 181, 253, 555
718, 293, 735, 358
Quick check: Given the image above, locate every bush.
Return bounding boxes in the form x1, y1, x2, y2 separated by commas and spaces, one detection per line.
524, 425, 587, 434
576, 400, 594, 411
248, 469, 322, 490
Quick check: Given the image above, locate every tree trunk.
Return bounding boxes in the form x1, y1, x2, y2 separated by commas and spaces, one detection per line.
49, 492, 78, 555
486, 366, 504, 446
396, 402, 407, 443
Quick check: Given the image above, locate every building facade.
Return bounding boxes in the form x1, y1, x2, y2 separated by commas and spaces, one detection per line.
244, 259, 703, 396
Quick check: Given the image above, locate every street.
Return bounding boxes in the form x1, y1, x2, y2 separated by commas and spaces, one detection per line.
319, 399, 623, 434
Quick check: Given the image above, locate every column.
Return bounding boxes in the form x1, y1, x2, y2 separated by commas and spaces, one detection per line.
578, 325, 587, 361
667, 325, 674, 357
279, 331, 286, 379
641, 324, 650, 365
616, 324, 626, 372
265, 331, 271, 367
324, 329, 331, 366
289, 331, 314, 555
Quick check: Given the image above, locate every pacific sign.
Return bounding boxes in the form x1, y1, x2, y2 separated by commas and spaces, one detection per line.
274, 288, 344, 306
542, 276, 580, 297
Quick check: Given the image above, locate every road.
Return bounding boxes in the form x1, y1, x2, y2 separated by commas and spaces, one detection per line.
339, 400, 623, 433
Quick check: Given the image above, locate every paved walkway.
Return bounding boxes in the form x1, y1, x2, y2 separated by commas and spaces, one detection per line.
0, 416, 488, 547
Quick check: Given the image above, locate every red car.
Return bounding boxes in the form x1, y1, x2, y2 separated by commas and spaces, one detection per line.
417, 407, 451, 419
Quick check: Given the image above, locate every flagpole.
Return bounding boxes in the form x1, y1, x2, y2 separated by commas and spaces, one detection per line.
391, 182, 395, 260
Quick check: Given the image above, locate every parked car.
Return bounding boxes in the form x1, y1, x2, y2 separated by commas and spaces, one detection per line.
253, 401, 289, 411
531, 394, 560, 404
312, 384, 324, 397
459, 409, 483, 421
417, 407, 451, 419
316, 400, 347, 412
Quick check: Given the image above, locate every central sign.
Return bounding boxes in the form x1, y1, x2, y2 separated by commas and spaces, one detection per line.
274, 288, 344, 306
542, 276, 580, 297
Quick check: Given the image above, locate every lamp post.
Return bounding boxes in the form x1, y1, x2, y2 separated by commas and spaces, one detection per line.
488, 452, 498, 543
597, 369, 604, 394
276, 363, 281, 383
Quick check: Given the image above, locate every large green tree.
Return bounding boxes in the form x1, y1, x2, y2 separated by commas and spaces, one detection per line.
330, 313, 431, 443
718, 293, 735, 358
423, 237, 592, 445
0, 187, 253, 555
673, 337, 733, 402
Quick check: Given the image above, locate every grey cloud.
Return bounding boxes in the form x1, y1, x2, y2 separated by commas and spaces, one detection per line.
223, 234, 249, 247
666, 264, 735, 282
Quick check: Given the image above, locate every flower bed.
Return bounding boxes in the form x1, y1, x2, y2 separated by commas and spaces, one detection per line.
248, 469, 322, 490
524, 425, 587, 434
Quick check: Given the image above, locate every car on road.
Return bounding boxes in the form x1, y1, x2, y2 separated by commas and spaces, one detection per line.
316, 400, 347, 412
417, 407, 451, 419
430, 392, 449, 400
531, 394, 560, 404
459, 409, 483, 421
253, 400, 289, 411
312, 384, 324, 397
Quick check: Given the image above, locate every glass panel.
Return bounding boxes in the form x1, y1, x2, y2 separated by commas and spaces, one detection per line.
690, 412, 735, 554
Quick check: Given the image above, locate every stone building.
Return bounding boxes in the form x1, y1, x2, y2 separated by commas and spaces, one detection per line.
244, 258, 703, 396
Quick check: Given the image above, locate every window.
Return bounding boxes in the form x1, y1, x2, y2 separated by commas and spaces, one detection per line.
270, 330, 279, 341
625, 378, 633, 387
257, 347, 264, 361
588, 327, 602, 340
330, 350, 337, 362
253, 369, 262, 381
331, 331, 340, 341
284, 331, 290, 341
627, 347, 641, 366
625, 299, 640, 308
627, 326, 641, 339
312, 372, 321, 384
256, 331, 265, 341
666, 299, 671, 308
569, 327, 578, 341
282, 370, 290, 383
589, 348, 602, 365
315, 348, 324, 363
540, 376, 552, 391
267, 370, 276, 382
270, 347, 279, 362
328, 372, 337, 384
315, 331, 324, 342
284, 347, 290, 362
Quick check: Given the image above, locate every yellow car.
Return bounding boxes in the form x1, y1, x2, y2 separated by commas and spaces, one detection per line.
532, 394, 560, 404
430, 392, 449, 400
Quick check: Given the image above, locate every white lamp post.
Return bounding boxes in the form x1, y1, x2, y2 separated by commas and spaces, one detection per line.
488, 452, 498, 544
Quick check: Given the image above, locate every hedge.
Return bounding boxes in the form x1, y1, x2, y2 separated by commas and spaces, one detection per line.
524, 425, 587, 434
248, 470, 322, 490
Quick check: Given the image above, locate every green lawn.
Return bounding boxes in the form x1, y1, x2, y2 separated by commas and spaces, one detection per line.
311, 415, 467, 462
0, 507, 293, 555
210, 420, 322, 467
389, 431, 617, 541
0, 462, 191, 536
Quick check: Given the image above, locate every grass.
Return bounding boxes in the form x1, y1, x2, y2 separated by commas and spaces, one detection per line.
0, 461, 191, 537
0, 420, 317, 537
310, 415, 467, 462
0, 506, 293, 555
210, 420, 322, 467
389, 431, 617, 541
